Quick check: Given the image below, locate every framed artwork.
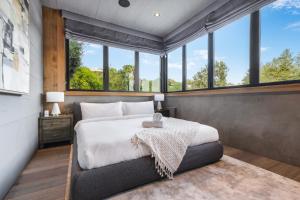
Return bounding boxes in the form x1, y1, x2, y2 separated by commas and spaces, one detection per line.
0, 0, 29, 95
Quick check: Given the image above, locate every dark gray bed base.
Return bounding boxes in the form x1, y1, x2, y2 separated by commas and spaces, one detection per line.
71, 136, 223, 200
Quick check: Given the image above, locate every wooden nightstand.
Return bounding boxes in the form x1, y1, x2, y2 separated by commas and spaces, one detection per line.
155, 109, 170, 117
155, 107, 176, 117
38, 114, 73, 148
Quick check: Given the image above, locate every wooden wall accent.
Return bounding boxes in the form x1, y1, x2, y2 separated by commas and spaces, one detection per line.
43, 7, 66, 111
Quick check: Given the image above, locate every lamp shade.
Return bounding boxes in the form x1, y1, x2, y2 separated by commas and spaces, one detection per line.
46, 92, 64, 103
154, 94, 164, 101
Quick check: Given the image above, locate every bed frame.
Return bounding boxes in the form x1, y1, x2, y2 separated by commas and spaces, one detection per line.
69, 103, 224, 200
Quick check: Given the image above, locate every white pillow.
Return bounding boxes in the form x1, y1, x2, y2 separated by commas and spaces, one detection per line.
123, 101, 154, 115
80, 102, 123, 120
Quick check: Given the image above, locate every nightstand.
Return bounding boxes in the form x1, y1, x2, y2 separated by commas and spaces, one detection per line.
38, 114, 73, 148
155, 108, 170, 117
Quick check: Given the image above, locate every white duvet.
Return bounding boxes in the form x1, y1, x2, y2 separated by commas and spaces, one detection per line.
74, 115, 219, 170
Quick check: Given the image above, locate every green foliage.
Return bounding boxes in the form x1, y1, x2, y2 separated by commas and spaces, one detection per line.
260, 49, 300, 83
69, 40, 300, 92
69, 40, 83, 78
242, 49, 300, 84
168, 79, 182, 91
185, 61, 230, 90
70, 67, 103, 90
214, 61, 229, 87
140, 78, 160, 92
109, 65, 135, 91
187, 67, 208, 89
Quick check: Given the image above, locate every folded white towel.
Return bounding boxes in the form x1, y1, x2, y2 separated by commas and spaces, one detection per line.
142, 121, 163, 128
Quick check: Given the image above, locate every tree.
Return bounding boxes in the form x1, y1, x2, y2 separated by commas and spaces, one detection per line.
261, 49, 297, 82
69, 40, 83, 78
214, 61, 229, 87
70, 67, 103, 90
109, 65, 135, 91
168, 79, 182, 91
188, 61, 229, 89
242, 49, 300, 84
190, 67, 208, 89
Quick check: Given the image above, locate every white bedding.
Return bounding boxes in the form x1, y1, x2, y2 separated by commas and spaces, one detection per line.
75, 115, 219, 170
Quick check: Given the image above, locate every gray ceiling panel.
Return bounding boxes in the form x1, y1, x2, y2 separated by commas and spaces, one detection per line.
41, 0, 218, 37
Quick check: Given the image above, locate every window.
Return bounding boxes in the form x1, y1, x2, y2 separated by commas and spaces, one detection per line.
68, 39, 103, 90
109, 47, 135, 91
167, 48, 182, 91
214, 15, 250, 87
260, 1, 300, 83
139, 52, 160, 92
186, 35, 208, 90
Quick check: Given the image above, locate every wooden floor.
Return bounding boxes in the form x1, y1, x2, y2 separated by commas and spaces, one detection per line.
5, 145, 300, 200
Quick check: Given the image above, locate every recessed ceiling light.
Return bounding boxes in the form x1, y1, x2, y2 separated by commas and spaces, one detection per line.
154, 12, 160, 17
119, 0, 130, 8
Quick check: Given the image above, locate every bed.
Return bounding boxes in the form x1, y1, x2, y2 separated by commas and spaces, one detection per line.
70, 102, 223, 200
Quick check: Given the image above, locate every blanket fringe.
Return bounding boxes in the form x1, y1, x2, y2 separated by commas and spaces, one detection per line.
153, 152, 174, 179
133, 136, 175, 179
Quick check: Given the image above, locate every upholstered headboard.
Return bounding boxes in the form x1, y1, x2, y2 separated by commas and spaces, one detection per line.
73, 102, 82, 125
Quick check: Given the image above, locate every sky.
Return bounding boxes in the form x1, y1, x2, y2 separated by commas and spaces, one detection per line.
168, 0, 300, 84
80, 0, 300, 84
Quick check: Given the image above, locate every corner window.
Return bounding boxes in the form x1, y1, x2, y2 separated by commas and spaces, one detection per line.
260, 1, 300, 83
214, 15, 250, 87
167, 48, 182, 92
109, 47, 135, 91
186, 35, 208, 90
68, 39, 103, 90
139, 52, 160, 92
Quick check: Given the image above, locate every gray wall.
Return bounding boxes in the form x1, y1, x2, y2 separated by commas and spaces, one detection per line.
0, 0, 43, 198
166, 92, 300, 166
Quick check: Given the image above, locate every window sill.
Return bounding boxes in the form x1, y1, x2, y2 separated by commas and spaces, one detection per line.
65, 91, 159, 97
166, 83, 300, 97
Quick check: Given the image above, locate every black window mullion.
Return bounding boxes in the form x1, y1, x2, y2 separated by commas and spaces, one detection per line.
103, 46, 109, 91
182, 45, 187, 91
208, 32, 214, 89
134, 51, 139, 91
164, 55, 168, 92
160, 55, 164, 93
250, 11, 260, 85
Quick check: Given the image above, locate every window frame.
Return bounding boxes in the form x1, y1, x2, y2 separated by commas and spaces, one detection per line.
165, 9, 300, 93
66, 3, 300, 94
66, 39, 105, 92
66, 39, 162, 93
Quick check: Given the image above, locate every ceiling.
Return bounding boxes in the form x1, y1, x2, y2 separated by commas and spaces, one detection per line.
41, 0, 218, 37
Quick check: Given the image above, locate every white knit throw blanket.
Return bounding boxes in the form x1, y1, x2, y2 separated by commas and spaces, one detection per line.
132, 118, 198, 179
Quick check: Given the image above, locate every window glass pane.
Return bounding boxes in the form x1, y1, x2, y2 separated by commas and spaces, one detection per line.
260, 1, 300, 83
139, 53, 160, 92
109, 47, 135, 91
168, 48, 182, 91
68, 39, 103, 90
214, 15, 250, 87
186, 35, 208, 90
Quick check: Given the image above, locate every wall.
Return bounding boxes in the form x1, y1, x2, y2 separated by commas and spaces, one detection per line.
0, 0, 43, 198
166, 92, 300, 166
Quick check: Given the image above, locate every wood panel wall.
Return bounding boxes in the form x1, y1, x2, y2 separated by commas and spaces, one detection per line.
43, 7, 65, 111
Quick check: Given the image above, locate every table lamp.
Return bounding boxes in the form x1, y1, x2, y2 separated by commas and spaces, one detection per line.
46, 92, 64, 116
154, 94, 164, 111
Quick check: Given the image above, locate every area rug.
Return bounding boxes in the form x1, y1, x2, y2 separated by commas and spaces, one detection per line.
109, 155, 300, 200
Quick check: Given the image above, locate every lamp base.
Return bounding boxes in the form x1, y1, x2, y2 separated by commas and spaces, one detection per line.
51, 103, 61, 116
157, 101, 162, 111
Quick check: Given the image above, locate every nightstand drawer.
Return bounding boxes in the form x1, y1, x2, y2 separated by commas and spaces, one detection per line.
42, 119, 70, 129
43, 128, 70, 142
38, 114, 74, 148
